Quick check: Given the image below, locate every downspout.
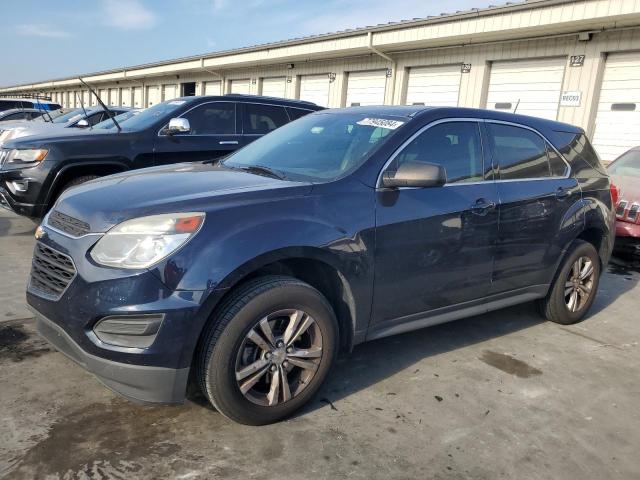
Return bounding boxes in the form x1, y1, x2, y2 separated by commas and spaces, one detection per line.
367, 31, 396, 105
201, 58, 225, 94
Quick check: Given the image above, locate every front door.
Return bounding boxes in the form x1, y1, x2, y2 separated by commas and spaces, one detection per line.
484, 121, 581, 294
154, 101, 241, 165
371, 120, 499, 332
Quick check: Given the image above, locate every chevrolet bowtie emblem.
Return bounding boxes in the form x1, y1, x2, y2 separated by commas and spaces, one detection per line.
34, 226, 46, 239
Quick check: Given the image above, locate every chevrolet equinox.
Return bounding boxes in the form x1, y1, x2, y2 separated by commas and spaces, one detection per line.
27, 106, 615, 425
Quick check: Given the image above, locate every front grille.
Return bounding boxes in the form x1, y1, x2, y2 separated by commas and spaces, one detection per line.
48, 210, 90, 237
29, 243, 76, 300
616, 200, 628, 217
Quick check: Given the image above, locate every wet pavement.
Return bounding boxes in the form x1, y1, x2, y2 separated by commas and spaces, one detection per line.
1, 209, 639, 479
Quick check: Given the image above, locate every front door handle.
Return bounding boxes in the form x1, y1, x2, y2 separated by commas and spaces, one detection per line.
219, 140, 239, 145
470, 198, 496, 216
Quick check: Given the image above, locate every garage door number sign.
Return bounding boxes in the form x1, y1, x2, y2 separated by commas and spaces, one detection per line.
560, 91, 582, 107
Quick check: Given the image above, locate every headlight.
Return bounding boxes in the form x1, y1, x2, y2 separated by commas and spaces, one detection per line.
0, 148, 48, 170
0, 129, 16, 145
90, 212, 205, 269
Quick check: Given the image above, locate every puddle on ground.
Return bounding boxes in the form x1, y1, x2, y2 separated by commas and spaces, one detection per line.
0, 322, 53, 363
479, 350, 542, 378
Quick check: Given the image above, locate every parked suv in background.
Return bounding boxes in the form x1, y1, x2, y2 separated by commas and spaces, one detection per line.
27, 106, 614, 425
0, 95, 322, 218
607, 146, 640, 253
0, 108, 45, 123
0, 98, 61, 112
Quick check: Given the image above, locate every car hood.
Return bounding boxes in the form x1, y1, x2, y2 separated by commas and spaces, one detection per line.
3, 127, 117, 148
52, 163, 313, 232
611, 174, 640, 204
0, 122, 71, 147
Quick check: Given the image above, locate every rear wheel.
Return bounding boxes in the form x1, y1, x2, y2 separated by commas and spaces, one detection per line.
198, 276, 338, 425
539, 240, 601, 325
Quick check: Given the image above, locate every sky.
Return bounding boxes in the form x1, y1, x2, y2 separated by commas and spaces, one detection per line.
2, 0, 498, 87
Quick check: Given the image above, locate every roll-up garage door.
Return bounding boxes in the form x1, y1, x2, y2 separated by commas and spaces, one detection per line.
592, 52, 640, 163
346, 70, 387, 106
83, 90, 91, 107
146, 86, 160, 107
133, 87, 143, 108
109, 88, 119, 106
204, 81, 221, 95
121, 88, 131, 107
230, 79, 250, 94
406, 65, 461, 106
262, 77, 286, 98
163, 84, 178, 101
486, 57, 565, 120
98, 89, 108, 105
299, 74, 330, 107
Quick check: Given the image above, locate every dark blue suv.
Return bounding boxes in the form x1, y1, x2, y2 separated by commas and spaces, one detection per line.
27, 106, 615, 425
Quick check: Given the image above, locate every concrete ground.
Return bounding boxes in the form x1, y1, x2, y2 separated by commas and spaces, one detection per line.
0, 208, 639, 480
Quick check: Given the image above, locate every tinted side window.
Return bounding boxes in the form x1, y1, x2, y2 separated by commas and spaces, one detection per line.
488, 123, 550, 180
244, 104, 288, 134
183, 102, 236, 135
395, 121, 484, 184
547, 145, 568, 177
287, 107, 313, 121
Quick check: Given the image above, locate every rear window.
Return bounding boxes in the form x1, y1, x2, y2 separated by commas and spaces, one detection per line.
608, 150, 640, 177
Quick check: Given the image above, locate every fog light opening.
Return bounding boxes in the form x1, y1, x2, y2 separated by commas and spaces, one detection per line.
93, 314, 165, 348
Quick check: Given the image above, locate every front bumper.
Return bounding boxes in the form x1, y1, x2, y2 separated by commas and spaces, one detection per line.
26, 224, 213, 404
32, 306, 189, 403
616, 220, 640, 238
0, 185, 40, 217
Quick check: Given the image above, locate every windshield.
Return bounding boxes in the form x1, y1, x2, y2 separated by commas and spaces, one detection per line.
48, 108, 86, 124
93, 110, 140, 129
223, 113, 406, 182
33, 108, 69, 122
609, 150, 640, 177
120, 100, 187, 131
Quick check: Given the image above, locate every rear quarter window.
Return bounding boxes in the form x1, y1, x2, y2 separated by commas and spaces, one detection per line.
550, 131, 607, 178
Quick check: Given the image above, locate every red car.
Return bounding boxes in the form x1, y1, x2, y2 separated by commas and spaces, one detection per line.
608, 147, 640, 253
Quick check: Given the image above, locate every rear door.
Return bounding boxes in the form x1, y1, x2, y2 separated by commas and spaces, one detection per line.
240, 102, 290, 146
153, 101, 241, 165
371, 120, 499, 332
485, 121, 579, 294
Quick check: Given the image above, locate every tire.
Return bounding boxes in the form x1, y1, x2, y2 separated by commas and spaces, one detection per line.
539, 240, 601, 325
197, 275, 338, 425
62, 175, 100, 191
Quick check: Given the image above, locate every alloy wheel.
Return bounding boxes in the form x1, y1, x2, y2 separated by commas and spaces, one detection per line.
235, 309, 323, 406
564, 256, 595, 312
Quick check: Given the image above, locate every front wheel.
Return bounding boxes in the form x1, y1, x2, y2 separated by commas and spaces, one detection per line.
539, 240, 601, 325
198, 276, 338, 425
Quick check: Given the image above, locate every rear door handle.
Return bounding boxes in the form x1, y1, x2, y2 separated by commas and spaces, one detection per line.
556, 187, 571, 199
219, 140, 239, 145
470, 199, 496, 216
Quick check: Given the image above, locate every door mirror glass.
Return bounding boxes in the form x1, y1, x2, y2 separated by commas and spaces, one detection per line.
382, 161, 447, 188
75, 119, 89, 128
167, 117, 190, 135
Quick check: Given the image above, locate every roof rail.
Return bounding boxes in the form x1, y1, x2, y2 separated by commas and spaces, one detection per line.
223, 93, 317, 106
0, 93, 52, 101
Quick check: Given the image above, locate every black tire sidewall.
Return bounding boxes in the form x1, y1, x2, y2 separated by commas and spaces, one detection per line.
205, 281, 338, 425
550, 241, 601, 324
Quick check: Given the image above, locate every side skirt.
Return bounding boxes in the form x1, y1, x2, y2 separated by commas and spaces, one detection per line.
365, 284, 549, 342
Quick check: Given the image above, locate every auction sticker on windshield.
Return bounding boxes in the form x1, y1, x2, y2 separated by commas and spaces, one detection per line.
357, 118, 405, 130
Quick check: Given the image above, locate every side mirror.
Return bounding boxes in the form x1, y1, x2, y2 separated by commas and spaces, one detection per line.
166, 118, 190, 135
381, 161, 447, 188
76, 119, 89, 128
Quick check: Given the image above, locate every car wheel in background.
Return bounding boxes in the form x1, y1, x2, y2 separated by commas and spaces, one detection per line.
539, 240, 601, 325
197, 275, 338, 425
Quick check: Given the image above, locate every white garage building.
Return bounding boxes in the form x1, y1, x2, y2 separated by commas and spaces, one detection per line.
2, 0, 640, 161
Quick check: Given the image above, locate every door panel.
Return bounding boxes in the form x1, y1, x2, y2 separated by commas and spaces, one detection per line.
154, 102, 241, 165
372, 120, 498, 329
486, 122, 580, 293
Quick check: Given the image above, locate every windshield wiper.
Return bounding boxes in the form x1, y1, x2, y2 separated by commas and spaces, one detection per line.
238, 165, 286, 180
